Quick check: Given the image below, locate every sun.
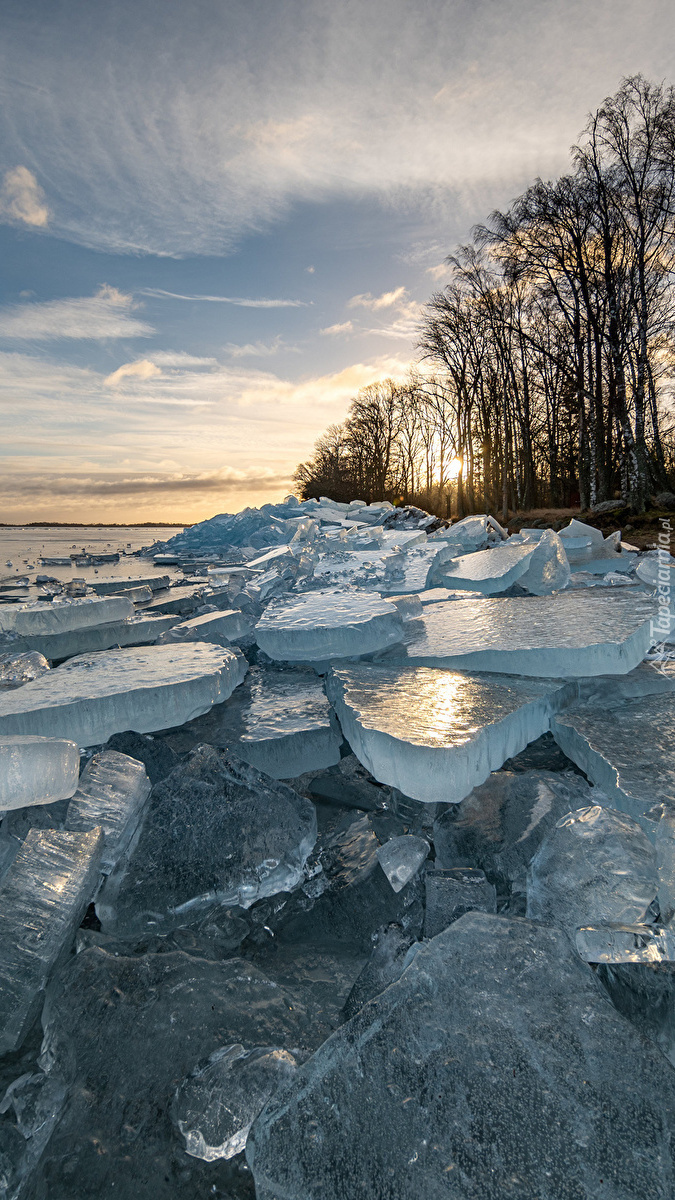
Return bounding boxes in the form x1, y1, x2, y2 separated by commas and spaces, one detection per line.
447, 457, 463, 480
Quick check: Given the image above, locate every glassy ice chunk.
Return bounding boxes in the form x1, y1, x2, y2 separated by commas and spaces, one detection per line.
517, 529, 571, 594
158, 608, 252, 646
380, 545, 453, 594
385, 591, 658, 676
0, 650, 49, 688
439, 542, 536, 594
656, 811, 675, 924
6, 614, 179, 662
248, 912, 675, 1200
433, 769, 597, 897
385, 594, 423, 621
0, 735, 79, 812
326, 663, 572, 804
0, 643, 247, 746
637, 555, 675, 588
91, 574, 170, 594
342, 924, 418, 1020
376, 835, 428, 892
158, 666, 342, 779
0, 595, 133, 636
526, 806, 658, 935
551, 693, 675, 821
0, 827, 103, 1052
424, 866, 496, 937
65, 750, 151, 873
576, 923, 675, 963
34, 947, 308, 1200
97, 746, 317, 935
444, 514, 492, 550
595, 959, 675, 1066
172, 1044, 299, 1162
255, 589, 404, 662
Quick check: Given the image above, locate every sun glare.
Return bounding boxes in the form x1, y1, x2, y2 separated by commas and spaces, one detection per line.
447, 456, 463, 480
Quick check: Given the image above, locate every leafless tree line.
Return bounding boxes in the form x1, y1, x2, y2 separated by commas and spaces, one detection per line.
295, 76, 675, 517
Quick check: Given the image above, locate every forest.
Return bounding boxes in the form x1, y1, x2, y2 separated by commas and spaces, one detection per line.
294, 76, 675, 518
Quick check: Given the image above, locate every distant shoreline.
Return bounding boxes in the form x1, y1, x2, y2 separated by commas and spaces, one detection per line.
0, 522, 188, 529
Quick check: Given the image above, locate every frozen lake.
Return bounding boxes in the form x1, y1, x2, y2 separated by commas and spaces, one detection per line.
0, 526, 183, 592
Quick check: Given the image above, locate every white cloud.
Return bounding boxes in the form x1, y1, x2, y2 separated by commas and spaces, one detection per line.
348, 287, 407, 311
140, 289, 306, 308
105, 359, 163, 386
225, 338, 286, 358
320, 321, 353, 336
0, 166, 49, 228
1, 0, 671, 254
0, 285, 154, 340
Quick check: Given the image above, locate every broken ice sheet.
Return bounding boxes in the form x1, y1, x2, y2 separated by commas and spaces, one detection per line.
576, 923, 675, 963
254, 589, 404, 662
0, 735, 79, 812
158, 665, 342, 779
376, 835, 428, 892
157, 608, 252, 646
438, 541, 536, 594
247, 913, 675, 1200
65, 749, 151, 873
526, 805, 658, 935
342, 924, 418, 1020
96, 746, 317, 936
0, 595, 133, 636
326, 663, 573, 804
383, 590, 659, 677
172, 1044, 299, 1162
424, 866, 496, 937
0, 827, 103, 1053
0, 650, 49, 689
0, 643, 247, 746
551, 692, 675, 822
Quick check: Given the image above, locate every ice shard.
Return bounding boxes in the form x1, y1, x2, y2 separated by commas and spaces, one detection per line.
0, 643, 247, 746
255, 589, 404, 662
576, 923, 675, 963
158, 665, 342, 778
4, 613, 179, 662
433, 768, 597, 897
0, 595, 133, 636
325, 663, 573, 804
65, 749, 151, 873
96, 746, 317, 935
551, 693, 675, 822
424, 866, 496, 937
0, 826, 103, 1052
342, 924, 418, 1020
595, 958, 675, 1066
158, 608, 252, 645
437, 541, 536, 594
0, 650, 49, 688
0, 734, 79, 812
383, 590, 658, 676
248, 913, 675, 1200
376, 835, 428, 892
526, 805, 658, 935
172, 1044, 299, 1162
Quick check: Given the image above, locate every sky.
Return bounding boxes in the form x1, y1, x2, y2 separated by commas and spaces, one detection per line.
2, 0, 675, 524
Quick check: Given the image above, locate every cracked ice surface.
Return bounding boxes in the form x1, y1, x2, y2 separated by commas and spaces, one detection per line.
96, 746, 317, 934
65, 750, 152, 873
0, 643, 247, 746
0, 735, 80, 811
255, 589, 404, 661
325, 664, 573, 804
383, 590, 658, 676
551, 693, 675, 822
0, 827, 103, 1053
160, 665, 342, 778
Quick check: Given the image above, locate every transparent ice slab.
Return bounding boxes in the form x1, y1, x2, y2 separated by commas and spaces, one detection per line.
65, 750, 151, 873
172, 1044, 299, 1162
438, 542, 536, 594
158, 608, 252, 646
424, 866, 497, 937
551, 693, 675, 822
326, 663, 573, 805
247, 912, 675, 1200
157, 665, 342, 779
433, 769, 598, 896
96, 746, 317, 935
0, 650, 49, 688
0, 826, 103, 1052
0, 735, 79, 812
0, 595, 133, 636
576, 923, 675, 963
526, 805, 658, 935
0, 643, 247, 746
255, 589, 404, 662
381, 591, 658, 677
342, 925, 419, 1020
3, 613, 178, 662
376, 835, 429, 892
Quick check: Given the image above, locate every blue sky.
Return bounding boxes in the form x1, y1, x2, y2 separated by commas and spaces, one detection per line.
2, 0, 675, 523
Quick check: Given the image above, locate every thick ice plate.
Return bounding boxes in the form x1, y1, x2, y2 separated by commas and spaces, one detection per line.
0, 643, 247, 746
326, 663, 573, 804
382, 591, 658, 676
255, 589, 404, 661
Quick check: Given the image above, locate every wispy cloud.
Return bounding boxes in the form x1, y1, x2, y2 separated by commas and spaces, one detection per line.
105, 359, 163, 387
321, 321, 353, 336
348, 287, 407, 311
0, 285, 153, 340
140, 289, 306, 308
225, 338, 286, 358
0, 166, 49, 228
1, 465, 290, 498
